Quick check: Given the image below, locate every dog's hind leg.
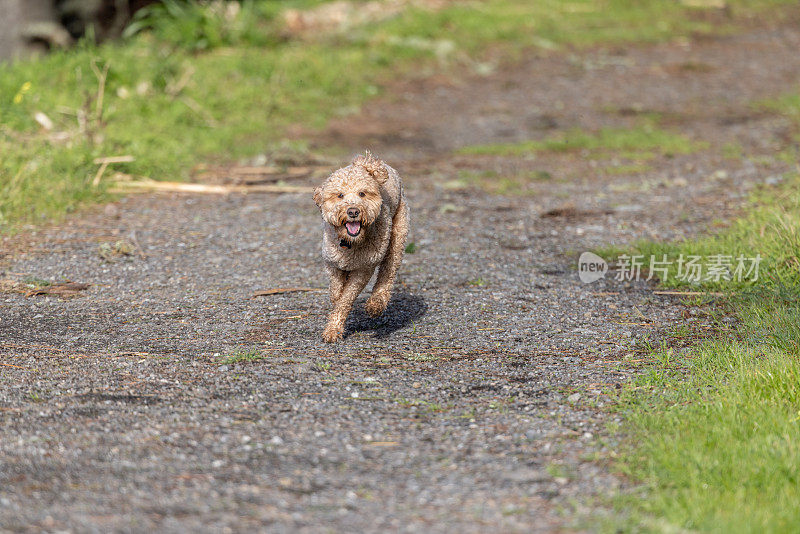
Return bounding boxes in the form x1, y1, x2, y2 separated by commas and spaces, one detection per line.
366, 198, 409, 317
323, 267, 373, 343
327, 264, 348, 304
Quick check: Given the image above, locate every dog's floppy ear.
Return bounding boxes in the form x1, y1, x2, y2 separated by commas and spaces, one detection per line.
312, 186, 323, 210
353, 150, 389, 184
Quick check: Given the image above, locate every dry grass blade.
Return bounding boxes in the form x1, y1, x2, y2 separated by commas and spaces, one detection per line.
92, 155, 135, 186
27, 282, 91, 298
89, 59, 110, 124
252, 288, 322, 297
653, 290, 726, 296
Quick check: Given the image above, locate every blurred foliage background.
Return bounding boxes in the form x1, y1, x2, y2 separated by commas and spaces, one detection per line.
0, 0, 797, 231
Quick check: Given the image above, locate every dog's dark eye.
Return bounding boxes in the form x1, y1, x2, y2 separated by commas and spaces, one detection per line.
359, 191, 365, 197
338, 193, 344, 199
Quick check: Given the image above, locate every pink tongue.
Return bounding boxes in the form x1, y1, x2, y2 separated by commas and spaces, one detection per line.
346, 221, 361, 235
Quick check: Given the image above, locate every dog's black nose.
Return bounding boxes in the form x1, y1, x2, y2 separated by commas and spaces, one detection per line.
347, 208, 360, 218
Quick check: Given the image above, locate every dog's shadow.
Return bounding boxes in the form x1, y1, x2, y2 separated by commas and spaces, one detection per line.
344, 291, 427, 339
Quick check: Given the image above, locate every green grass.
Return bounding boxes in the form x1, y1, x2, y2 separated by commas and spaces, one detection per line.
613, 303, 800, 531
1, 0, 796, 230
630, 176, 800, 291
608, 167, 800, 531
603, 162, 652, 175
220, 348, 265, 364
755, 89, 800, 151
455, 169, 557, 196
757, 91, 800, 123
122, 0, 306, 51
458, 124, 705, 158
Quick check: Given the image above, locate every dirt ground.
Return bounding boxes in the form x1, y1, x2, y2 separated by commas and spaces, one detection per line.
2, 23, 800, 533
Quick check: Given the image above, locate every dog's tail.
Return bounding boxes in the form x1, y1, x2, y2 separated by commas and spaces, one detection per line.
353, 150, 389, 183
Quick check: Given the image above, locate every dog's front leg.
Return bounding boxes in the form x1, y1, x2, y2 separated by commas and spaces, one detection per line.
366, 198, 409, 317
322, 267, 373, 343
327, 265, 348, 304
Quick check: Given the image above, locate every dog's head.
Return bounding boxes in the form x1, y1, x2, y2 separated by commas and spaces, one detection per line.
313, 151, 388, 245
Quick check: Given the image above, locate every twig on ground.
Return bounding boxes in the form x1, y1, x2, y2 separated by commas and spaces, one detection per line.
92, 155, 135, 187
26, 282, 90, 298
110, 179, 312, 195
252, 288, 323, 297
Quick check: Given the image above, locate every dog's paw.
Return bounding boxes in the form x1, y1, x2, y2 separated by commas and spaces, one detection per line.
365, 293, 389, 317
322, 325, 343, 343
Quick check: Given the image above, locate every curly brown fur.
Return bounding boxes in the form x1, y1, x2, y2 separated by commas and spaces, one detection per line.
313, 151, 409, 342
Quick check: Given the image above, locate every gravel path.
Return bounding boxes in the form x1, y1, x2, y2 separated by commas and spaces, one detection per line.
2, 24, 800, 533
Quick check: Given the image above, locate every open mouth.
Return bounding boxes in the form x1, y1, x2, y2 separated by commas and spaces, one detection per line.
344, 221, 361, 237
345, 221, 362, 237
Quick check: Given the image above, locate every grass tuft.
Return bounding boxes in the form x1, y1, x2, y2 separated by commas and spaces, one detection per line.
220, 348, 264, 365
609, 170, 800, 530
